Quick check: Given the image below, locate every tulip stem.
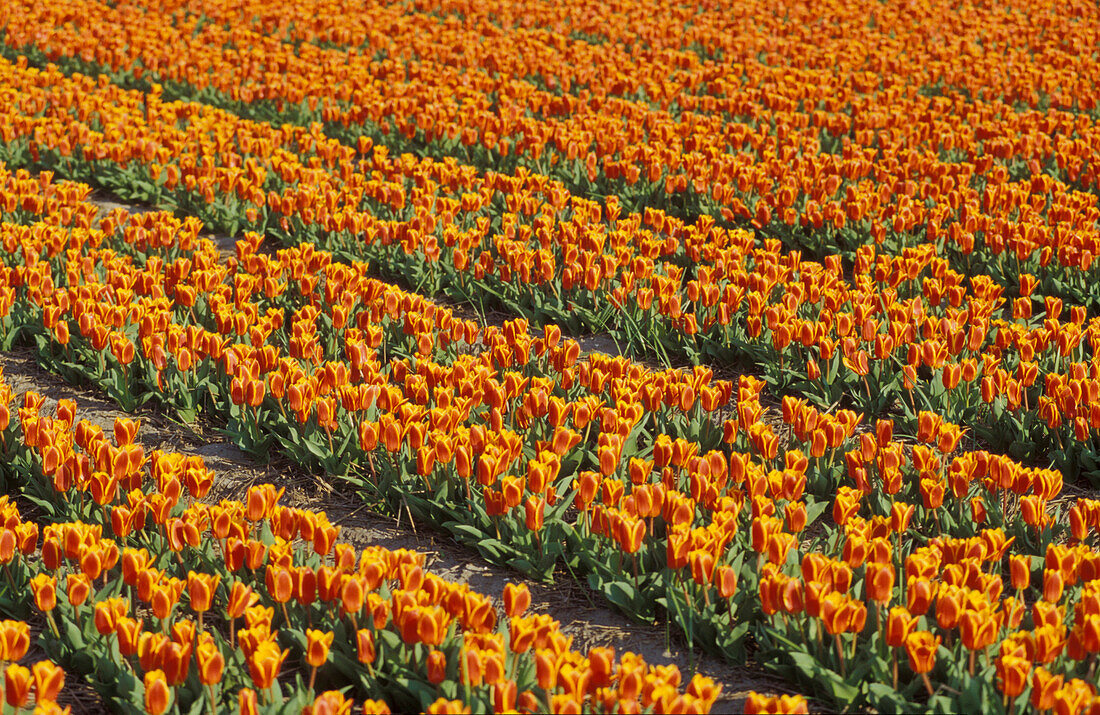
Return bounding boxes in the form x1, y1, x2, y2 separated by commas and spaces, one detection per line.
834, 634, 846, 677
207, 684, 217, 714
921, 672, 934, 697
308, 665, 317, 694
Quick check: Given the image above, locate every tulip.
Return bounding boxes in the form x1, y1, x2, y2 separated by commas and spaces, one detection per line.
716, 566, 738, 599
94, 598, 127, 636
1031, 667, 1064, 711
187, 571, 220, 613
144, 670, 172, 715
1042, 569, 1065, 603
996, 654, 1030, 698
30, 573, 57, 612
1033, 624, 1066, 664
356, 629, 376, 665
32, 660, 65, 703
865, 563, 894, 604
906, 631, 940, 697
426, 699, 471, 715
502, 583, 531, 618
906, 577, 935, 616
248, 641, 288, 691
886, 607, 916, 648
239, 688, 259, 715
744, 693, 809, 714
196, 639, 225, 686
0, 620, 30, 661
524, 496, 545, 531
427, 650, 447, 684
1052, 679, 1095, 715
5, 663, 31, 708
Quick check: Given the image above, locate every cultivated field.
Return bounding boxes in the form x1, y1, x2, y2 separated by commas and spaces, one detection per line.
0, 0, 1096, 712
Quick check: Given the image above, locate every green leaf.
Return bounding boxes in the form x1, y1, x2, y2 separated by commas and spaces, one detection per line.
443, 522, 486, 542
788, 650, 860, 703
866, 682, 913, 712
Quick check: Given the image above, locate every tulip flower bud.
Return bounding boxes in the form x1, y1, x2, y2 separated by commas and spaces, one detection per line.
143, 670, 172, 715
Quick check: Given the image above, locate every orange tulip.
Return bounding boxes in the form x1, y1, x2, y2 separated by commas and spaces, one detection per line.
885, 606, 916, 648
187, 571, 220, 613
905, 631, 940, 674
1033, 624, 1066, 664
94, 598, 127, 636
196, 639, 225, 686
1043, 569, 1065, 603
30, 574, 57, 612
1031, 667, 1064, 711
305, 629, 334, 668
143, 670, 172, 715
427, 650, 447, 684
906, 577, 934, 616
239, 688, 259, 715
865, 563, 894, 604
32, 660, 65, 703
248, 641, 288, 690
502, 583, 531, 618
0, 620, 30, 661
744, 693, 809, 714
524, 496, 545, 531
227, 581, 259, 620
959, 609, 998, 651
115, 617, 144, 657
996, 654, 1030, 698
426, 699, 471, 715
716, 566, 738, 599
5, 663, 31, 708
356, 629, 376, 664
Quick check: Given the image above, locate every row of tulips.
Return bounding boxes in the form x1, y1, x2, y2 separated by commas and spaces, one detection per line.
0, 372, 723, 714
4, 0, 1100, 306
2, 56, 1100, 490
0, 168, 1091, 709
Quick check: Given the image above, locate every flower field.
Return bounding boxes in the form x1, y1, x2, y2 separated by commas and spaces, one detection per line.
0, 0, 1096, 711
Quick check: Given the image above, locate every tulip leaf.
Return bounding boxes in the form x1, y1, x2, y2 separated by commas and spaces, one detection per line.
866, 682, 912, 712
787, 650, 860, 703
63, 616, 86, 651
442, 521, 486, 543
804, 496, 829, 528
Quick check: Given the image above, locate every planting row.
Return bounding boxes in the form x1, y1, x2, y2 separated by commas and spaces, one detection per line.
0, 371, 723, 714
0, 167, 1094, 710
0, 57, 1098, 487
4, 0, 1100, 303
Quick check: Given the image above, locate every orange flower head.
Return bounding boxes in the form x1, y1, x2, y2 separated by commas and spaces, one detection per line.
356, 629, 376, 664
30, 574, 57, 612
4, 663, 31, 709
996, 654, 1030, 698
248, 641, 288, 690
187, 571, 220, 613
143, 670, 172, 715
0, 621, 30, 661
905, 631, 941, 674
305, 629, 334, 668
32, 659, 65, 703
1031, 667, 1064, 711
886, 606, 916, 648
427, 650, 447, 685
196, 638, 225, 686
502, 583, 531, 618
